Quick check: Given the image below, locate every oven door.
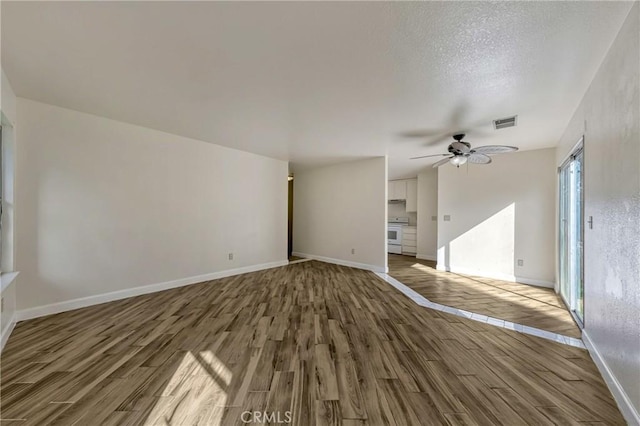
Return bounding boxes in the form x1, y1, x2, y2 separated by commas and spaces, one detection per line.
388, 226, 402, 245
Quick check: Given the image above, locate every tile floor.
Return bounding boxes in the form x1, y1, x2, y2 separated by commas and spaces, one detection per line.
375, 272, 585, 349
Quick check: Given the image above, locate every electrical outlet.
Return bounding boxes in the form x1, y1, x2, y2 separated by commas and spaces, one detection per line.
443, 215, 451, 221
517, 259, 524, 267
228, 253, 233, 260
351, 248, 355, 255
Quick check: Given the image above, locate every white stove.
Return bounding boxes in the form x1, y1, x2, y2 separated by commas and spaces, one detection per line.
388, 217, 409, 254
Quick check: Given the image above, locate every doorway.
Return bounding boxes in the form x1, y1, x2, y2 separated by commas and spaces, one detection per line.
559, 140, 584, 325
288, 175, 293, 260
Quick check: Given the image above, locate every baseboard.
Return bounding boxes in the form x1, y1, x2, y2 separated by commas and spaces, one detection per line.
292, 252, 388, 273
583, 330, 640, 425
436, 263, 448, 272
16, 260, 289, 322
416, 254, 437, 261
435, 264, 555, 288
514, 276, 555, 289
1, 314, 16, 353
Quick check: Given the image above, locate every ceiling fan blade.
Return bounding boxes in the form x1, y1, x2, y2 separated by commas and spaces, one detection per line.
432, 157, 453, 168
424, 133, 455, 147
473, 145, 518, 155
398, 130, 453, 148
468, 153, 492, 164
450, 103, 469, 128
451, 141, 471, 154
399, 129, 446, 138
410, 153, 450, 160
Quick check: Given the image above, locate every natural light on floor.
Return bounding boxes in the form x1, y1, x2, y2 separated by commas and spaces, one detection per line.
144, 351, 231, 426
407, 261, 576, 327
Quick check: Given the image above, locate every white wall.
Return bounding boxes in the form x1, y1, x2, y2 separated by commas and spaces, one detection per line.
387, 201, 416, 225
15, 98, 288, 314
416, 168, 437, 261
1, 69, 18, 351
437, 148, 556, 286
292, 157, 387, 272
557, 4, 640, 422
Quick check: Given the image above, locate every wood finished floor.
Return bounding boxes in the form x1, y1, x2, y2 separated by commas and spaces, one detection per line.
388, 255, 582, 339
1, 260, 623, 425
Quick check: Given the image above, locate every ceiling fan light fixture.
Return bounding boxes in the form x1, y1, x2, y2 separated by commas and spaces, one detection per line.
414, 134, 517, 168
450, 155, 468, 167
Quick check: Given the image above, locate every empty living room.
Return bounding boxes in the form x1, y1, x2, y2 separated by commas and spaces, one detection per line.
0, 1, 638, 425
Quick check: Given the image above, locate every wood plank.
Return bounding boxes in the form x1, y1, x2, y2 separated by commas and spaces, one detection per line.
387, 254, 581, 338
315, 344, 339, 401
0, 260, 623, 425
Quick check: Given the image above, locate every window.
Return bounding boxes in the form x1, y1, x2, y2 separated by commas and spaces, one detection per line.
0, 125, 3, 272
559, 139, 584, 325
0, 116, 15, 274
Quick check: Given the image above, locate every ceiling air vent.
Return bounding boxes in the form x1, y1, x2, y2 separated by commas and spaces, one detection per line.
493, 115, 518, 130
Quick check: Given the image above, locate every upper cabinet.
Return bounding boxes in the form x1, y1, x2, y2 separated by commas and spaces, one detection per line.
387, 179, 417, 212
394, 180, 407, 200
406, 179, 417, 212
388, 180, 407, 201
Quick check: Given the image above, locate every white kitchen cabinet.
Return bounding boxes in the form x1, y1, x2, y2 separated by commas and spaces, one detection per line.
406, 179, 417, 213
388, 179, 417, 210
388, 180, 407, 201
402, 226, 417, 255
394, 180, 407, 200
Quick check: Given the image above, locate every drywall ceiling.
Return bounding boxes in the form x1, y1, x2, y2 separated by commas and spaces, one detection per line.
1, 1, 633, 179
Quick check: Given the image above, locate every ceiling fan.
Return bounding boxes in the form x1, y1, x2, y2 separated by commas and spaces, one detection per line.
411, 134, 518, 168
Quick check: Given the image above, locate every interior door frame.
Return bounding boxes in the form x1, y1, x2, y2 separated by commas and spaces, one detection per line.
558, 137, 585, 328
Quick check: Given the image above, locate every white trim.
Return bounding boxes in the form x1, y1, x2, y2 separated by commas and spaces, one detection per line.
288, 258, 312, 265
435, 264, 554, 288
16, 260, 288, 322
292, 252, 388, 273
514, 276, 555, 289
558, 135, 585, 169
374, 272, 585, 349
0, 314, 16, 353
416, 254, 437, 261
0, 271, 19, 293
582, 330, 640, 426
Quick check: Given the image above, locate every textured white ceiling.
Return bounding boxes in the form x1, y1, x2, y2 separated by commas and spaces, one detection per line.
1, 2, 633, 179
